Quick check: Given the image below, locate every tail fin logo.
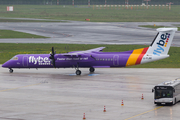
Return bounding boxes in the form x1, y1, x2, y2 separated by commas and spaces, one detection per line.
157, 33, 171, 47
153, 33, 171, 56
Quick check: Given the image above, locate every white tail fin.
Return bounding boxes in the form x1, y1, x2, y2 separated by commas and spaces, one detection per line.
146, 28, 177, 56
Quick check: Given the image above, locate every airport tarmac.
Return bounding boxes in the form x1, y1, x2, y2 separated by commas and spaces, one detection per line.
0, 67, 180, 120
1, 20, 180, 120
0, 21, 180, 46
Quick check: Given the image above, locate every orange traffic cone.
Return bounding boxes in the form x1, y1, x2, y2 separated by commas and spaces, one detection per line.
83, 113, 86, 119
121, 100, 124, 106
141, 94, 144, 100
103, 106, 106, 112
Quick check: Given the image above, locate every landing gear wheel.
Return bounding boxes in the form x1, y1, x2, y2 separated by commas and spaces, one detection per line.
89, 67, 95, 73
9, 69, 13, 73
76, 70, 81, 75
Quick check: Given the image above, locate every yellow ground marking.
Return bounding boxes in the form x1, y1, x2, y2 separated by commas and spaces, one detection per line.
0, 83, 42, 92
124, 106, 163, 120
126, 48, 144, 67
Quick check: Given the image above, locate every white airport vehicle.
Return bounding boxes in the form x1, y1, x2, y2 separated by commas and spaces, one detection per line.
152, 78, 180, 105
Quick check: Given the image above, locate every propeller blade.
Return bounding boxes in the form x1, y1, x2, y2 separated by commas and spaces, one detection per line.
49, 56, 52, 59
53, 59, 56, 68
52, 47, 55, 55
49, 47, 56, 68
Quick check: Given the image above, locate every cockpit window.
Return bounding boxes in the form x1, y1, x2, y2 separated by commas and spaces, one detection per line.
11, 56, 18, 60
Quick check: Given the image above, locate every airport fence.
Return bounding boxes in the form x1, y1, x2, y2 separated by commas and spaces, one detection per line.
0, 1, 180, 5
92, 4, 172, 10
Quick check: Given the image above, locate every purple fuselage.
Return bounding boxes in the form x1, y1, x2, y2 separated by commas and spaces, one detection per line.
2, 51, 133, 69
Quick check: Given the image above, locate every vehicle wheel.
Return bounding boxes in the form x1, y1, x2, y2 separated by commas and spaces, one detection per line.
156, 103, 161, 106
76, 70, 81, 75
89, 67, 95, 72
174, 98, 176, 105
9, 69, 13, 73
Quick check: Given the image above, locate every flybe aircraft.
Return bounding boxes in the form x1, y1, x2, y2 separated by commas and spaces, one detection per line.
2, 28, 177, 75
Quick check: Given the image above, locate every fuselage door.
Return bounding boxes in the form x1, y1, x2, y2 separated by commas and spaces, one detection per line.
23, 56, 28, 67
113, 55, 119, 66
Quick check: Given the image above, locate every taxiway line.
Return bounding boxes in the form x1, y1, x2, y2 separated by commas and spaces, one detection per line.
0, 83, 42, 92
124, 106, 163, 120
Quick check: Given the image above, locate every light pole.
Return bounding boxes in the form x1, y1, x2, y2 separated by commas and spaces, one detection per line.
72, 0, 74, 6
125, 0, 128, 9
144, 0, 151, 9
88, 0, 90, 7
57, 0, 59, 5
166, 2, 173, 10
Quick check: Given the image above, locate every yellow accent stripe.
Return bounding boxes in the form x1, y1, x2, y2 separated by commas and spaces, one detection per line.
124, 106, 163, 120
0, 83, 42, 92
126, 48, 144, 67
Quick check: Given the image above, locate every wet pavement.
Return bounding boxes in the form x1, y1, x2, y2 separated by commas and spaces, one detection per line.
0, 21, 180, 46
0, 67, 180, 120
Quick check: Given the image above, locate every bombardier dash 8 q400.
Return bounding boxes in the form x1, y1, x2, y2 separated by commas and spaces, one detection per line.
2, 28, 178, 75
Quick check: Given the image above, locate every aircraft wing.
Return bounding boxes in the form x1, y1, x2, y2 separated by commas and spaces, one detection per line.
61, 47, 105, 56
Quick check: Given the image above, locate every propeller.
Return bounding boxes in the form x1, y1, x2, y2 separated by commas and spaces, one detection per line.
49, 47, 56, 68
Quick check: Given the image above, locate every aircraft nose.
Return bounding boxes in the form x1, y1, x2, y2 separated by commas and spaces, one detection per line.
2, 62, 9, 68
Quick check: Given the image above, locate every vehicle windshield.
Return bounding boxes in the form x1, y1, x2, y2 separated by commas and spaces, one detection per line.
155, 90, 173, 99
11, 56, 18, 60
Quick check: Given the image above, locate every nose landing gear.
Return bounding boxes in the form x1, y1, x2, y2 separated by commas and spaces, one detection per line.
9, 68, 13, 73
74, 63, 81, 75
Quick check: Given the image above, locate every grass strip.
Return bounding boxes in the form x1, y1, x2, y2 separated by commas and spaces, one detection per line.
139, 25, 180, 31
0, 19, 65, 22
1, 5, 180, 22
0, 43, 180, 68
0, 30, 49, 38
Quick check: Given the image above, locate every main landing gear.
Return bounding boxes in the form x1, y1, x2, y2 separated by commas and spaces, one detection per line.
74, 64, 95, 75
9, 68, 13, 73
89, 67, 95, 73
76, 70, 81, 75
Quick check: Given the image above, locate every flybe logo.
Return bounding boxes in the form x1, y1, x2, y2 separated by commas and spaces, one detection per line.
29, 56, 50, 65
153, 33, 171, 56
